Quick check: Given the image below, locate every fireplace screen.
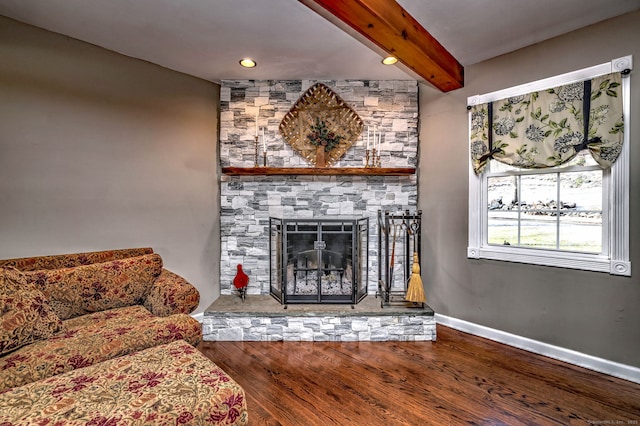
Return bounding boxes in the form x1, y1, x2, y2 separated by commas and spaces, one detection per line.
269, 217, 368, 304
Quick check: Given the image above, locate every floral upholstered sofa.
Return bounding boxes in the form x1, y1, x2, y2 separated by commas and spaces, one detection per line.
0, 248, 248, 425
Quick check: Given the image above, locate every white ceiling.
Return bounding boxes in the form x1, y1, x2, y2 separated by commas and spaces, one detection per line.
1, 0, 639, 86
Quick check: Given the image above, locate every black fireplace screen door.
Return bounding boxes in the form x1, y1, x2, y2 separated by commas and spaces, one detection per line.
269, 217, 368, 305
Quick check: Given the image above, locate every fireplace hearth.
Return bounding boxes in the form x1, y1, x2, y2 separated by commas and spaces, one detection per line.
269, 217, 368, 305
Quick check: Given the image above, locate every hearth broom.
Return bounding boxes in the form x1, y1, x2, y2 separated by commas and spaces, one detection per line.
405, 221, 425, 304
405, 252, 425, 303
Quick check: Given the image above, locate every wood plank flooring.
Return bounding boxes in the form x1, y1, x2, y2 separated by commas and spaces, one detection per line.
200, 325, 640, 425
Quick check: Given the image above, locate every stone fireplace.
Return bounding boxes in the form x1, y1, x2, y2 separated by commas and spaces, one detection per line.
218, 79, 419, 299
269, 217, 368, 305
204, 79, 436, 342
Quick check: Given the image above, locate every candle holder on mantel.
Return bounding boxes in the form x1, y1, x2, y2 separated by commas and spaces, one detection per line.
263, 150, 267, 167
254, 136, 260, 167
366, 148, 381, 168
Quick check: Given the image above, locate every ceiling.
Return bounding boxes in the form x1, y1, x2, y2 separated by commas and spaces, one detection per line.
1, 0, 639, 86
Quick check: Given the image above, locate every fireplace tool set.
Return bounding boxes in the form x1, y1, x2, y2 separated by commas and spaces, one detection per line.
377, 209, 425, 308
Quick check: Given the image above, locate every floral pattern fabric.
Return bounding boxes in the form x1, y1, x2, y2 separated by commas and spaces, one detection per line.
144, 269, 200, 316
21, 254, 163, 320
0, 305, 202, 391
470, 72, 624, 174
0, 248, 199, 317
0, 268, 64, 356
0, 248, 154, 272
0, 340, 248, 425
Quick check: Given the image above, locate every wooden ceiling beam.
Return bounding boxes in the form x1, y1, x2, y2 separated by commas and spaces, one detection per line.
301, 0, 464, 92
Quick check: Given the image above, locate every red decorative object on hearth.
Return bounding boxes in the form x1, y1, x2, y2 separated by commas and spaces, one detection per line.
233, 264, 249, 301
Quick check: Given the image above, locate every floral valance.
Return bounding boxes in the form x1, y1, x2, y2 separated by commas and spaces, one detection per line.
470, 72, 624, 174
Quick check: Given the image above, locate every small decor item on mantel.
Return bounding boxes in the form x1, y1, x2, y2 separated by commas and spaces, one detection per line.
233, 264, 249, 302
279, 83, 364, 168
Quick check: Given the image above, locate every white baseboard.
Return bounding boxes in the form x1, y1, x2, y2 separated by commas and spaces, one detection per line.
435, 314, 640, 385
191, 312, 204, 323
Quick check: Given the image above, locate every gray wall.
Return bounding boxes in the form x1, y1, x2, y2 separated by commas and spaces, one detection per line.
0, 16, 221, 313
419, 10, 640, 367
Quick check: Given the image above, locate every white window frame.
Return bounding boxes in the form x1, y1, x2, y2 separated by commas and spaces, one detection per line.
467, 56, 632, 276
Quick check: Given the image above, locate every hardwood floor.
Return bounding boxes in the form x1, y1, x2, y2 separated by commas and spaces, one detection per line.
200, 325, 640, 425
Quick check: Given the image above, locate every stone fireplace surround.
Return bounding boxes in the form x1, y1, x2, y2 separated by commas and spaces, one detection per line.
204, 79, 435, 341
219, 80, 418, 295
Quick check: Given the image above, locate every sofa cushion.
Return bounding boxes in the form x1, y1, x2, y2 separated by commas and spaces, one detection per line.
0, 340, 248, 425
0, 305, 202, 391
0, 268, 63, 356
144, 269, 200, 316
0, 247, 154, 272
22, 254, 163, 320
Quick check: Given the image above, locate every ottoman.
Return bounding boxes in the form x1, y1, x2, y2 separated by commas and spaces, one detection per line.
0, 340, 248, 425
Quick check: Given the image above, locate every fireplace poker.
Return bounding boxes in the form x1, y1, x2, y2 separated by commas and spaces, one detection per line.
389, 223, 399, 288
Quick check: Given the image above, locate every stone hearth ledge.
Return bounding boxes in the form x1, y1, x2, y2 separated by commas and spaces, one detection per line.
203, 295, 436, 342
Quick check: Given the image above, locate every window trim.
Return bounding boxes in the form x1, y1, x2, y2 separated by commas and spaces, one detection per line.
467, 56, 632, 276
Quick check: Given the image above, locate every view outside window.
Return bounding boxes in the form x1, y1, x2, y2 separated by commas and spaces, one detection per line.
486, 151, 603, 253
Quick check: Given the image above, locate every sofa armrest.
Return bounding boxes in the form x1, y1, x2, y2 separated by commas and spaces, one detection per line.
143, 269, 200, 316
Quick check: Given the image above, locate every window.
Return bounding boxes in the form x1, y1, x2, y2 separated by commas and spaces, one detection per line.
468, 56, 631, 276
487, 152, 603, 253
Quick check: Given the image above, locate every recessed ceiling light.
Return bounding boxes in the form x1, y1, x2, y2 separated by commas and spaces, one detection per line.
239, 58, 257, 68
382, 56, 398, 65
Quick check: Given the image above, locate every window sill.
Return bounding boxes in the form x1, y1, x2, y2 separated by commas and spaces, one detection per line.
467, 245, 631, 276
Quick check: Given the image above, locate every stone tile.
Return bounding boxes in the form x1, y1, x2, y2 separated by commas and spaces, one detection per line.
340, 333, 360, 342
351, 319, 370, 332
217, 328, 244, 341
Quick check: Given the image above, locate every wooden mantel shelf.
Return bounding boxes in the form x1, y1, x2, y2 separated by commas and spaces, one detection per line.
222, 167, 416, 176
